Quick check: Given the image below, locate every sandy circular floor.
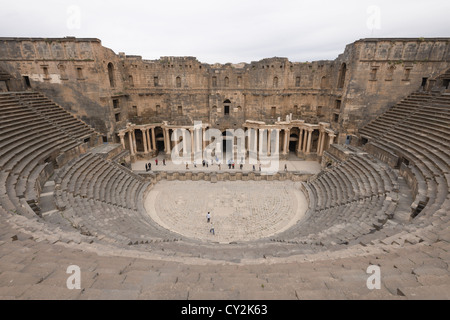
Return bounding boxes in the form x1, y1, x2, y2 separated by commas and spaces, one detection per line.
144, 180, 308, 243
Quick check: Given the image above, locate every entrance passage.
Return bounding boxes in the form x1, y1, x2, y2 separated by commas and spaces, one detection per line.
156, 134, 165, 151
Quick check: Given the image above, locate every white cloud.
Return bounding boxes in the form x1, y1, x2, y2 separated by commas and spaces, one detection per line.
0, 0, 449, 63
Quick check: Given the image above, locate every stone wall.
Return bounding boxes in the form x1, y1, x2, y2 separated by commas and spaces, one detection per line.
1, 37, 449, 144
140, 170, 312, 183
338, 38, 450, 142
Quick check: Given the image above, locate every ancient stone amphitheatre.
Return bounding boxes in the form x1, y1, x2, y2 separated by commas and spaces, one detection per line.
0, 37, 449, 300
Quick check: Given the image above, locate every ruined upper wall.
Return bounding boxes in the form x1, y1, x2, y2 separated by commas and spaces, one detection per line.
0, 37, 102, 61
336, 38, 450, 139
353, 38, 450, 62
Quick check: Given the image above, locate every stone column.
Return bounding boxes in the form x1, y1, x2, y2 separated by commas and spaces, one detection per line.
297, 128, 303, 153
328, 133, 336, 148
119, 133, 125, 149
132, 130, 137, 154
164, 128, 170, 153
202, 127, 206, 152
128, 130, 135, 155
302, 128, 308, 152
267, 129, 271, 156
253, 128, 258, 153
282, 129, 290, 155
151, 127, 156, 151
245, 127, 250, 154
146, 128, 151, 151
182, 129, 187, 155
198, 127, 202, 153
141, 128, 148, 153
272, 128, 280, 155
258, 128, 265, 155
286, 129, 290, 153
317, 130, 324, 155
306, 129, 313, 154
190, 128, 194, 156
194, 127, 199, 153
163, 128, 167, 152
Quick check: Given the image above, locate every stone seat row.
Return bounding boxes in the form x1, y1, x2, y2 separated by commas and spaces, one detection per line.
0, 92, 101, 220
51, 184, 175, 246
377, 112, 449, 178
56, 152, 148, 211
277, 193, 393, 246
0, 96, 84, 217
359, 91, 438, 139
309, 154, 397, 211
14, 92, 97, 140
360, 90, 449, 224
274, 151, 399, 245
371, 138, 448, 218
303, 197, 392, 245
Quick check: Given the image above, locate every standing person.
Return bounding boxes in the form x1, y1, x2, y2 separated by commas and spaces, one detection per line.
253, 165, 255, 171
206, 212, 211, 223
145, 163, 148, 172
163, 159, 166, 166
284, 164, 287, 172
193, 160, 197, 168
155, 158, 158, 166
149, 162, 152, 171
209, 222, 215, 235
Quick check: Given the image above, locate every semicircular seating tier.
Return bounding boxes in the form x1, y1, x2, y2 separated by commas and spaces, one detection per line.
0, 87, 449, 260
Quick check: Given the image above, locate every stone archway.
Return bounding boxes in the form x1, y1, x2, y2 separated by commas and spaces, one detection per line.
223, 99, 231, 116
289, 133, 299, 152
107, 62, 115, 87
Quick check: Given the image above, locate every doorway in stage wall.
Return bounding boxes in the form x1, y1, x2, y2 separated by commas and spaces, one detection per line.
155, 128, 165, 152
223, 99, 231, 116
289, 134, 299, 153
222, 130, 233, 162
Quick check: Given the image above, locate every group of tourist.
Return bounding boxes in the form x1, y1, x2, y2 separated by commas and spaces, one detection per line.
145, 158, 166, 171
145, 158, 288, 172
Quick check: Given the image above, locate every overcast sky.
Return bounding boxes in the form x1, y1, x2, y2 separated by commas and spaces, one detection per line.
1, 0, 449, 64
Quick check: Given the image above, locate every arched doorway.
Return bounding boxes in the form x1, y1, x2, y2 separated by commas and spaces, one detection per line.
155, 127, 165, 151
223, 99, 231, 116
107, 63, 115, 87
289, 133, 299, 152
134, 129, 144, 152
337, 63, 346, 89
222, 130, 233, 160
